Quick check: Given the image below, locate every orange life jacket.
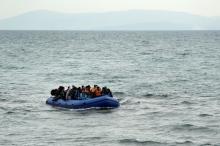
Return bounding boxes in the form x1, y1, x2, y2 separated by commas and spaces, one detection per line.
95, 88, 102, 97
90, 87, 96, 93
85, 88, 90, 94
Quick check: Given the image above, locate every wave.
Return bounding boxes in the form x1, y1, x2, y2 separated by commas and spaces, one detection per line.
5, 111, 15, 114
141, 40, 150, 44
112, 75, 128, 79
120, 99, 130, 105
176, 140, 193, 145
199, 143, 213, 146
0, 106, 8, 111
0, 91, 9, 95
120, 98, 141, 106
177, 52, 191, 56
143, 93, 154, 97
142, 93, 169, 98
114, 91, 126, 96
173, 124, 195, 130
119, 138, 164, 145
12, 99, 28, 103
180, 101, 194, 105
0, 98, 8, 102
2, 65, 25, 70
139, 52, 152, 55
198, 113, 213, 117
172, 123, 212, 132
3, 106, 35, 115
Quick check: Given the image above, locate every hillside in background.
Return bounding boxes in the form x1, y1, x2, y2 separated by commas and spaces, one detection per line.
0, 10, 220, 30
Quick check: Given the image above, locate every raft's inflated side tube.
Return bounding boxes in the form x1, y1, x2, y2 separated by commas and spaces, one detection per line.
46, 95, 120, 109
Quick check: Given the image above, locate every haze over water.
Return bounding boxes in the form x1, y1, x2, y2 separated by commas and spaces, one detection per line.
0, 31, 220, 146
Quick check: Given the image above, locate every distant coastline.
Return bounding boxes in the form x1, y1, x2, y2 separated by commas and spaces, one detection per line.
0, 10, 220, 30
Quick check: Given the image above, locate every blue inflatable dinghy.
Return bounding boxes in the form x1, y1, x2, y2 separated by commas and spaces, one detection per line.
46, 95, 120, 109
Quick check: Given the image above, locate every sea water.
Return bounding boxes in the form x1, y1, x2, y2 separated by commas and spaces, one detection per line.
0, 31, 220, 146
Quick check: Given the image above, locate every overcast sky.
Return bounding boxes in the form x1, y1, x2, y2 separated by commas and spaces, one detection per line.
1, 0, 220, 19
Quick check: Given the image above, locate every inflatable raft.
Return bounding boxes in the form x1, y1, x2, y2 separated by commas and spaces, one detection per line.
46, 95, 120, 109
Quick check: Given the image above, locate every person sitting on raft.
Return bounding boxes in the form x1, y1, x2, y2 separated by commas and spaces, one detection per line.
51, 86, 65, 101
101, 86, 113, 97
94, 86, 102, 97
89, 85, 102, 98
50, 85, 113, 100
68, 85, 80, 100
65, 86, 71, 100
84, 85, 92, 98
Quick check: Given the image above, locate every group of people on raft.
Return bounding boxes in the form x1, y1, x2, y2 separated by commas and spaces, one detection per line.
50, 85, 113, 101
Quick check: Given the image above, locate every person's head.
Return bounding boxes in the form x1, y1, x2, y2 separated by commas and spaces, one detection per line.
58, 86, 64, 91
51, 89, 55, 96
51, 89, 58, 96
94, 85, 98, 88
102, 86, 106, 90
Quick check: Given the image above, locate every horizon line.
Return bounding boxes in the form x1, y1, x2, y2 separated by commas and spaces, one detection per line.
0, 29, 220, 31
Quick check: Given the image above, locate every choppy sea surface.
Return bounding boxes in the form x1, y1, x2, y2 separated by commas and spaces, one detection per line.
0, 31, 220, 146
